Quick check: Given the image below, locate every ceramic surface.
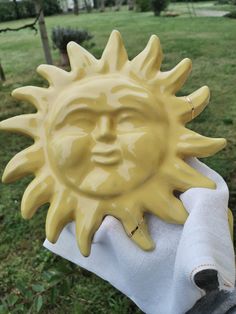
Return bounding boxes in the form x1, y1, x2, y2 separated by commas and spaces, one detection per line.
0, 31, 227, 256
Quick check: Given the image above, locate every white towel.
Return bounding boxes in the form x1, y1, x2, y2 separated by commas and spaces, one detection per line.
44, 158, 235, 314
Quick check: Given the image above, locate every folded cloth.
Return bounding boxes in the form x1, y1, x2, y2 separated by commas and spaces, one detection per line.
44, 158, 235, 314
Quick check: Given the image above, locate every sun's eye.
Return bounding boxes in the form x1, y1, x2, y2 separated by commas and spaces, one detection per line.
116, 111, 145, 132
75, 115, 95, 131
56, 111, 96, 133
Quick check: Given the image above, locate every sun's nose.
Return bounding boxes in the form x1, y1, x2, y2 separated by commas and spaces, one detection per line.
93, 115, 116, 142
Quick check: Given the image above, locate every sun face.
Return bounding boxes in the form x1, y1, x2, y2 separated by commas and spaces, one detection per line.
48, 77, 167, 197
0, 30, 226, 256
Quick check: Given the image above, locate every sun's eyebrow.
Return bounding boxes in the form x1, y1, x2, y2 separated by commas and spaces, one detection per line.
54, 106, 96, 127
60, 103, 147, 117
117, 94, 158, 118
69, 97, 97, 108
118, 93, 150, 104
111, 83, 148, 95
67, 100, 151, 116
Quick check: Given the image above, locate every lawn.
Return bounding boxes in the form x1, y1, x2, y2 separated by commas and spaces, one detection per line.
0, 6, 236, 313
168, 1, 235, 16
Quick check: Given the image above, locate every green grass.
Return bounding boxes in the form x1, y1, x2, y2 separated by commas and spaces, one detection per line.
168, 1, 235, 16
0, 6, 236, 313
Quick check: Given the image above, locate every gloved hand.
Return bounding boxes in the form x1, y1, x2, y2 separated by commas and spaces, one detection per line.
44, 158, 235, 314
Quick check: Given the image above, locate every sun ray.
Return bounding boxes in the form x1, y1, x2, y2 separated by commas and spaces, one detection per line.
101, 30, 128, 72
179, 86, 210, 122
178, 129, 227, 157
143, 181, 188, 223
0, 114, 40, 138
160, 58, 192, 94
131, 35, 162, 79
37, 64, 71, 87
21, 173, 54, 219
2, 144, 44, 183
46, 191, 75, 243
167, 159, 216, 191
75, 208, 104, 257
12, 86, 47, 112
107, 202, 155, 251
67, 41, 97, 75
130, 217, 155, 251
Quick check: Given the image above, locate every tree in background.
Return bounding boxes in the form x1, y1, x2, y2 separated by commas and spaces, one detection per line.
84, 0, 93, 13
115, 0, 123, 11
136, 0, 151, 12
34, 0, 53, 64
51, 27, 93, 66
0, 60, 6, 82
151, 0, 169, 15
99, 0, 105, 12
128, 0, 135, 10
73, 0, 79, 14
0, 0, 61, 22
12, 0, 21, 19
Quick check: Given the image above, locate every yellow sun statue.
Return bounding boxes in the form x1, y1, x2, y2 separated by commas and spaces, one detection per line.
0, 30, 226, 256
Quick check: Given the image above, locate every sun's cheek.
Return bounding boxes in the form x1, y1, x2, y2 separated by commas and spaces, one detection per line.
118, 125, 165, 171
49, 132, 92, 170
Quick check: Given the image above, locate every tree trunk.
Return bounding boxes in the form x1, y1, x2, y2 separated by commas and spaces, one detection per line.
154, 10, 160, 16
73, 0, 79, 15
93, 0, 98, 9
13, 0, 21, 19
60, 51, 69, 67
115, 0, 122, 11
0, 62, 6, 82
34, 1, 53, 65
84, 0, 92, 13
99, 0, 105, 12
128, 0, 134, 10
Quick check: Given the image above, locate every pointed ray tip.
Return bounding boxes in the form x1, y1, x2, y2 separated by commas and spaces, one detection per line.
37, 64, 60, 76
0, 121, 3, 130
36, 64, 51, 77
21, 209, 33, 220
76, 235, 91, 257
199, 174, 216, 190
81, 246, 91, 257
131, 225, 155, 251
0, 119, 9, 131
11, 87, 32, 99
110, 29, 121, 38
46, 228, 58, 244
21, 197, 36, 220
218, 137, 227, 149
36, 64, 46, 73
149, 34, 160, 45
201, 85, 210, 95
11, 88, 20, 98
174, 58, 192, 75
182, 57, 192, 68
134, 232, 155, 251
2, 171, 9, 184
2, 165, 16, 183
67, 40, 80, 51
107, 30, 124, 45
190, 85, 210, 103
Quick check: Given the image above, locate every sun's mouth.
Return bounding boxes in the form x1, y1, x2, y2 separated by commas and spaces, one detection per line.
91, 147, 121, 165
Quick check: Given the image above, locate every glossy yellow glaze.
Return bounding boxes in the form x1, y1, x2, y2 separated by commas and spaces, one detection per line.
228, 209, 234, 240
0, 30, 227, 256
